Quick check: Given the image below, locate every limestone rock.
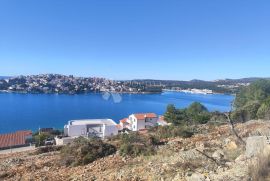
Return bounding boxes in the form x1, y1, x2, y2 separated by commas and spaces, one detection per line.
186, 173, 205, 181
212, 150, 224, 161
246, 136, 268, 158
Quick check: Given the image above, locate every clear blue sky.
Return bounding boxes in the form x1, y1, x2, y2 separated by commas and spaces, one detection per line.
0, 0, 269, 80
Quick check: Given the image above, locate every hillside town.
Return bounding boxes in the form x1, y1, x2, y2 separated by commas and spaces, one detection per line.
0, 74, 258, 95
0, 74, 163, 94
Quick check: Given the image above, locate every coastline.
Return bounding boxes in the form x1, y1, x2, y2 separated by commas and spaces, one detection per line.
0, 90, 163, 95
0, 90, 233, 95
163, 89, 215, 95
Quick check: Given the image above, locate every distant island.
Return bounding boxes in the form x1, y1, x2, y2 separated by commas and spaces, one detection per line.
0, 74, 267, 94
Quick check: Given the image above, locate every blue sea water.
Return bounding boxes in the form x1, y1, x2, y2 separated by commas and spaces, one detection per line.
0, 92, 234, 134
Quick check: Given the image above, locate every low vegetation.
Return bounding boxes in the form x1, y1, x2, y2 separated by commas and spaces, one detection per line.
36, 145, 63, 154
248, 150, 270, 181
149, 125, 194, 140
164, 102, 213, 125
119, 133, 158, 157
233, 79, 270, 122
60, 137, 117, 166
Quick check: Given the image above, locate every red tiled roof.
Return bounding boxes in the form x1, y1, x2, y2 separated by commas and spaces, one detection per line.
120, 118, 128, 123
116, 124, 122, 129
0, 130, 32, 149
134, 113, 157, 120
159, 116, 165, 121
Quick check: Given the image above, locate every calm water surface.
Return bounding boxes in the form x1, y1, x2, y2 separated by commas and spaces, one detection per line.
0, 92, 234, 133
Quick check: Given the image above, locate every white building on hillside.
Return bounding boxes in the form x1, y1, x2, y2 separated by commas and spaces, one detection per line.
64, 119, 119, 139
119, 113, 159, 131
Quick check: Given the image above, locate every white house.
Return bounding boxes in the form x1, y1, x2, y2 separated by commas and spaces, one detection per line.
119, 113, 159, 131
157, 116, 170, 126
64, 119, 119, 139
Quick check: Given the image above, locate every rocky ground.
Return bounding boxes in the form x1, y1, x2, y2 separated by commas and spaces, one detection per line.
1, 120, 270, 181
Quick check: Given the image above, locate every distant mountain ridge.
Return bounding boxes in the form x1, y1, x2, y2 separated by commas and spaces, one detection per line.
213, 77, 270, 84
131, 77, 269, 85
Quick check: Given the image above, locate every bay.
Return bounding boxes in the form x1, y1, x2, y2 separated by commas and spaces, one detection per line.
0, 92, 234, 134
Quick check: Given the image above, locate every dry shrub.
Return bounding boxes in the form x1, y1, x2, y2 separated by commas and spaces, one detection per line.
61, 137, 116, 166
0, 172, 9, 179
224, 148, 243, 161
36, 145, 63, 154
248, 149, 270, 181
174, 160, 203, 172
119, 133, 158, 157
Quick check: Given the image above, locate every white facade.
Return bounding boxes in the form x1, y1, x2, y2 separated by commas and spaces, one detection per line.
121, 113, 159, 131
64, 119, 118, 139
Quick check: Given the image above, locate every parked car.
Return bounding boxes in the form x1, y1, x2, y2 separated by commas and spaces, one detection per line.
44, 138, 55, 146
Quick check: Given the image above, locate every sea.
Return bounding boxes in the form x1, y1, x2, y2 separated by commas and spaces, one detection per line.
0, 91, 234, 134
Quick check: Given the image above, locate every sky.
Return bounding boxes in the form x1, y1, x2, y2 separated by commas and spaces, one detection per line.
0, 0, 269, 80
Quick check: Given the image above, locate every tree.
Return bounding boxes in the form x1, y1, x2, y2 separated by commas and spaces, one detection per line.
257, 98, 270, 120
164, 102, 210, 125
233, 79, 270, 122
187, 102, 208, 114
164, 104, 178, 123
234, 79, 270, 109
186, 102, 210, 124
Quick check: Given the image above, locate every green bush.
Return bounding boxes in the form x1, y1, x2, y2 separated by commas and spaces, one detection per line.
209, 111, 227, 123
119, 133, 157, 157
36, 145, 63, 154
257, 99, 270, 120
231, 102, 262, 122
232, 79, 270, 122
234, 79, 270, 109
60, 137, 116, 166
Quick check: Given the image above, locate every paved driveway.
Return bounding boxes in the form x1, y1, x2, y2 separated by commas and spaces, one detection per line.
0, 146, 36, 155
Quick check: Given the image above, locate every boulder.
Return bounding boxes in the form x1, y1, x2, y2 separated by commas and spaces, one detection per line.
235, 154, 248, 163
186, 173, 205, 181
246, 136, 268, 158
212, 150, 224, 161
